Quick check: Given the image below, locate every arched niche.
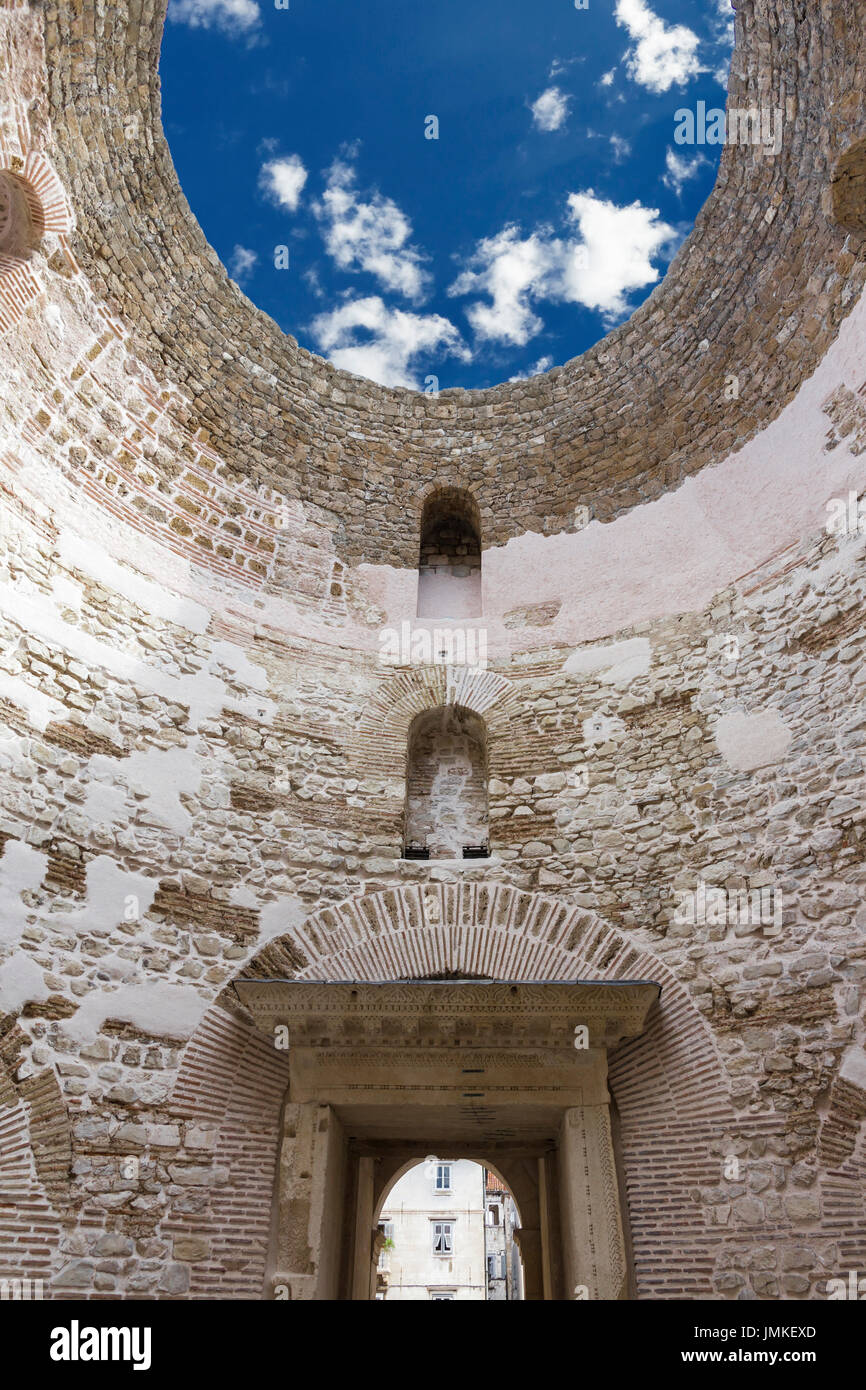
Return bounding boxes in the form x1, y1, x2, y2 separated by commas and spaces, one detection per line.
0, 172, 33, 257
417, 487, 482, 619
404, 705, 489, 860
831, 137, 866, 235
0, 156, 72, 336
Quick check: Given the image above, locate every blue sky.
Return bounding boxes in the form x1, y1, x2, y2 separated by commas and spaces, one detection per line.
161, 0, 735, 390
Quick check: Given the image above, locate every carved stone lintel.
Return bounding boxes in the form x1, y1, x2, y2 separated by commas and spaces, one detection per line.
235, 979, 660, 1051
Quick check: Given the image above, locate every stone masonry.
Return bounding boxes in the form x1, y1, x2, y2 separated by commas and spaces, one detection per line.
0, 0, 864, 1301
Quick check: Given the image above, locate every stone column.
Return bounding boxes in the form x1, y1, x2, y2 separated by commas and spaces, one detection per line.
270, 1102, 346, 1300
512, 1226, 544, 1300
558, 1106, 628, 1301
351, 1156, 376, 1300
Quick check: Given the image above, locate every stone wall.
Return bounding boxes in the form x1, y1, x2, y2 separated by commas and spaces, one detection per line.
0, 0, 865, 1302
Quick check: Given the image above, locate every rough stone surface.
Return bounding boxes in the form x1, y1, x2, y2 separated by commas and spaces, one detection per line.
0, 0, 864, 1303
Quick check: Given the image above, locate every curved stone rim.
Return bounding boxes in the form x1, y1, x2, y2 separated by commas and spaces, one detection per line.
20, 1, 866, 560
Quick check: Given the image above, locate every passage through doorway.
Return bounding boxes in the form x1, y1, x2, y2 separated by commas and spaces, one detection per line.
374, 1159, 524, 1301
233, 978, 660, 1300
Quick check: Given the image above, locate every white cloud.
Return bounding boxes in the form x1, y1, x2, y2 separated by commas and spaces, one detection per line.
313, 162, 430, 301
310, 296, 469, 389
662, 147, 706, 196
449, 227, 558, 347
599, 68, 616, 87
228, 245, 258, 282
614, 0, 702, 94
712, 0, 735, 47
531, 87, 570, 132
561, 192, 677, 320
509, 355, 554, 382
303, 266, 326, 298
711, 0, 735, 84
259, 155, 308, 212
609, 134, 632, 163
449, 192, 677, 343
168, 0, 260, 34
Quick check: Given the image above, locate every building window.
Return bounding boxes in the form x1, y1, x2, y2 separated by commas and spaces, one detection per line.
429, 1289, 456, 1300
432, 1221, 454, 1255
434, 1163, 452, 1193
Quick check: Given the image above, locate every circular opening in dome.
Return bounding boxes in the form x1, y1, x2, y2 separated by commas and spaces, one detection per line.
160, 0, 736, 391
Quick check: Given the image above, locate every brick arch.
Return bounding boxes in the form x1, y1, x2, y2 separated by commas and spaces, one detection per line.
170, 884, 739, 1299
0, 1053, 66, 1293
351, 667, 521, 800
15, 153, 74, 239
356, 665, 519, 741
0, 153, 72, 336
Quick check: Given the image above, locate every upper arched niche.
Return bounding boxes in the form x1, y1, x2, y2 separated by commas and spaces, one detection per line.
19, 2, 866, 568
417, 487, 482, 619
0, 172, 34, 257
831, 137, 866, 235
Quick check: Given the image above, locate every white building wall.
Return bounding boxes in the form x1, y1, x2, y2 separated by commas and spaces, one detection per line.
378, 1160, 486, 1301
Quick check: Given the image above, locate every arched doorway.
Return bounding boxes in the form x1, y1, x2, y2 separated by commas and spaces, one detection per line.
373, 1158, 525, 1301
233, 977, 660, 1300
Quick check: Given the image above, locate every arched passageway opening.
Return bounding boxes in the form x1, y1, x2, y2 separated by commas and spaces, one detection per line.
233, 977, 659, 1300
372, 1158, 524, 1301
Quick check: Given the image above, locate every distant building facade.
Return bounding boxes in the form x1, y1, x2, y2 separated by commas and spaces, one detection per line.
483, 1171, 524, 1301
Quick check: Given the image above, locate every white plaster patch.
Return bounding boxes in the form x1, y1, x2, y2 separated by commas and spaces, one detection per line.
714, 709, 793, 772
44, 303, 65, 343
54, 855, 160, 937
0, 671, 65, 732
210, 639, 271, 695
61, 982, 207, 1045
86, 746, 204, 836
564, 637, 652, 684
258, 898, 307, 947
229, 882, 261, 910
840, 1047, 866, 1092
471, 289, 866, 651
0, 840, 49, 950
0, 581, 276, 731
92, 953, 140, 982
0, 951, 50, 1016
80, 778, 129, 827
0, 840, 50, 1014
57, 532, 211, 634
50, 572, 82, 612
